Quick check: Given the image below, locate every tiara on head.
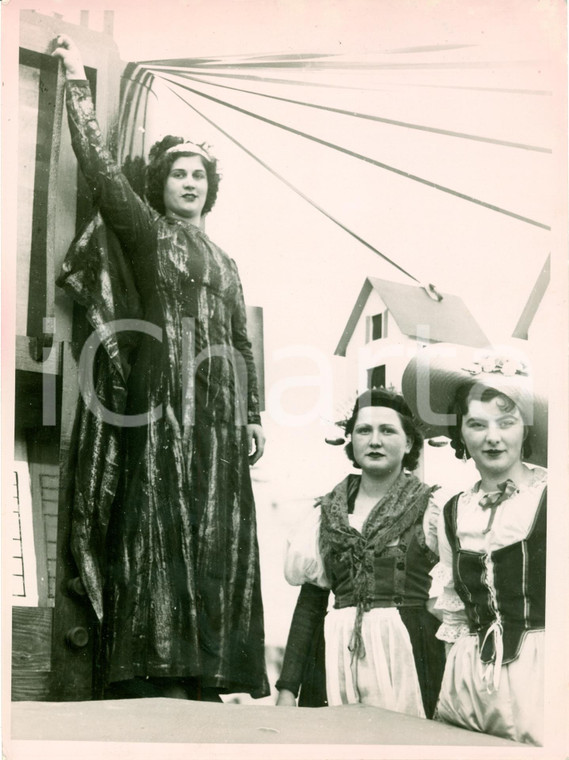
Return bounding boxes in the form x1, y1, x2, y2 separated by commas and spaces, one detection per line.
165, 141, 213, 162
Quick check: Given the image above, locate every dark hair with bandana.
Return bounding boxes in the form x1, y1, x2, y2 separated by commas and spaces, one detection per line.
344, 388, 423, 471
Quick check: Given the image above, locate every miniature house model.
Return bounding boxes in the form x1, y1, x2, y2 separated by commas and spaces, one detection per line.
334, 277, 489, 394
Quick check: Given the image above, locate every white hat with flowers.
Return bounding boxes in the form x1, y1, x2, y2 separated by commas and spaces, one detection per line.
401, 342, 548, 467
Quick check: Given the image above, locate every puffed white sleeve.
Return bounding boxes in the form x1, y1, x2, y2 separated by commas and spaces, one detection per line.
422, 497, 440, 556
429, 507, 470, 643
283, 507, 331, 589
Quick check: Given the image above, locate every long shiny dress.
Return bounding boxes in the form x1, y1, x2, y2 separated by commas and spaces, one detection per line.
59, 80, 269, 697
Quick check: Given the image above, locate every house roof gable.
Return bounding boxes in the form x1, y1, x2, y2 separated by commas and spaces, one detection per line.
335, 277, 489, 355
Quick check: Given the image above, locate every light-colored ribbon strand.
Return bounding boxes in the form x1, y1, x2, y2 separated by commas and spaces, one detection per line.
479, 619, 504, 693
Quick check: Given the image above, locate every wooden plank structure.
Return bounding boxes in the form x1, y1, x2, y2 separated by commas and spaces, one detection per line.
11, 608, 52, 701
12, 10, 125, 702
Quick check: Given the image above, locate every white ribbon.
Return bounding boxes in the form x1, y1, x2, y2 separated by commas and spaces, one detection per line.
479, 619, 504, 693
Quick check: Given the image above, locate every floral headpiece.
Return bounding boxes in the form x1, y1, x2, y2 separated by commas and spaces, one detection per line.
462, 354, 528, 379
401, 342, 547, 467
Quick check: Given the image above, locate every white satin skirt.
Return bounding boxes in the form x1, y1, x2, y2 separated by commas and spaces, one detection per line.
324, 606, 425, 717
436, 629, 544, 745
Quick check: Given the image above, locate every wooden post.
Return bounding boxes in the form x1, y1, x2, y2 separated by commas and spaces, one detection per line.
49, 342, 97, 701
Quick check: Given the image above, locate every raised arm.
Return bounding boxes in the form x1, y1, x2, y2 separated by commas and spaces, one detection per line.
52, 35, 152, 252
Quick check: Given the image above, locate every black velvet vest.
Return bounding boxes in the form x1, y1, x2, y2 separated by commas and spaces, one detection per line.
331, 516, 437, 610
443, 487, 546, 664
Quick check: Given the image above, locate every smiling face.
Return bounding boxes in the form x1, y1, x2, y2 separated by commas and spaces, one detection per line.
461, 395, 525, 481
163, 155, 208, 224
351, 406, 411, 478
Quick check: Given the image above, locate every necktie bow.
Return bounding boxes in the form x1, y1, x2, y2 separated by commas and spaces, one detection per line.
478, 479, 517, 534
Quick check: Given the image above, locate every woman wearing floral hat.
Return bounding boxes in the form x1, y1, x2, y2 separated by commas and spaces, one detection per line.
402, 344, 547, 745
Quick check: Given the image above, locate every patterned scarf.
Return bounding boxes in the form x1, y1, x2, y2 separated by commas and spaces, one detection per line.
318, 471, 437, 660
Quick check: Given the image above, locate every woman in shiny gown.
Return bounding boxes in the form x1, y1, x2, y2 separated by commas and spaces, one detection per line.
52, 35, 268, 701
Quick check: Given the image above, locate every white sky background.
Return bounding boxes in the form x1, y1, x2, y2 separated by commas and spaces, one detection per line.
56, 0, 563, 348
35, 0, 567, 651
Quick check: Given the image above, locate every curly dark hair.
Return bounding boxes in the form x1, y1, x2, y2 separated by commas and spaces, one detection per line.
343, 388, 424, 471
121, 155, 147, 200
145, 135, 221, 216
448, 383, 532, 461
